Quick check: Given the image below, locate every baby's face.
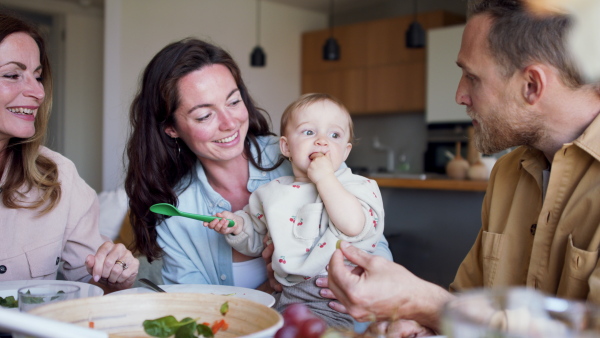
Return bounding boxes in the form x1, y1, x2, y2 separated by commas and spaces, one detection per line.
280, 100, 352, 177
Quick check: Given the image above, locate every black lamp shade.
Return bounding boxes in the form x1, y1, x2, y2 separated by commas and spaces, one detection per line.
251, 46, 266, 67
406, 21, 425, 48
323, 37, 340, 61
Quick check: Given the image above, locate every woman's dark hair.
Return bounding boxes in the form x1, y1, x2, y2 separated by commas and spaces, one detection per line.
125, 38, 281, 261
0, 10, 60, 214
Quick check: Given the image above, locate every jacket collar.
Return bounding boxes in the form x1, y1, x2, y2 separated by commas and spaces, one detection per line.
518, 112, 600, 174
573, 112, 600, 162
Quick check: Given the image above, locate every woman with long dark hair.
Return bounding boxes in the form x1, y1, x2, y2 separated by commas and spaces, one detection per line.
125, 38, 391, 292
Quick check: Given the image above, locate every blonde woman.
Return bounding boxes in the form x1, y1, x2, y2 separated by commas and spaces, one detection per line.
0, 11, 138, 293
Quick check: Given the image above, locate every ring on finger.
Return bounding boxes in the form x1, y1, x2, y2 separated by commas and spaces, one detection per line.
115, 260, 128, 270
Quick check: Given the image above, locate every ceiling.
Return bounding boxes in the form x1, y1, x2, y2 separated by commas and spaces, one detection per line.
56, 0, 394, 14
265, 0, 394, 13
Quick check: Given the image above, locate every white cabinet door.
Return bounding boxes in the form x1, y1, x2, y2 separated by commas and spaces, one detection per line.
426, 24, 468, 123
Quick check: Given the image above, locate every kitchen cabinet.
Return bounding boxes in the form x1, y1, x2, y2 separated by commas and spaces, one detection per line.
426, 24, 469, 123
302, 69, 367, 112
301, 11, 465, 115
372, 176, 487, 192
382, 187, 484, 288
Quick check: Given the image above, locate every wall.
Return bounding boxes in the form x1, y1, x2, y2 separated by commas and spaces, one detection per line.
0, 0, 104, 191
103, 0, 327, 191
347, 113, 427, 174
337, 0, 466, 25
64, 14, 103, 191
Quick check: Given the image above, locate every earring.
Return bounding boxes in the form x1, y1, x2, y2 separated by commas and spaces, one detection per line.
174, 138, 181, 157
288, 156, 292, 163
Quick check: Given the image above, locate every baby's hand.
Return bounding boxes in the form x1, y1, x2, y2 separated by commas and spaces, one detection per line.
204, 211, 243, 235
308, 152, 335, 183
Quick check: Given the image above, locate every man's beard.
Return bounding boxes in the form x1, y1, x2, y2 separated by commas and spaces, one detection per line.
468, 105, 543, 155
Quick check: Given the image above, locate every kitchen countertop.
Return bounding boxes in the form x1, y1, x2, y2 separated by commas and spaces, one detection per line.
369, 176, 488, 192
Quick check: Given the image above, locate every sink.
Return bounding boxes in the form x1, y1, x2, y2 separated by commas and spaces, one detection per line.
367, 172, 429, 180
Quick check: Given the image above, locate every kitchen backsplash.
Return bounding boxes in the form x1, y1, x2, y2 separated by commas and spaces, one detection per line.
347, 112, 427, 175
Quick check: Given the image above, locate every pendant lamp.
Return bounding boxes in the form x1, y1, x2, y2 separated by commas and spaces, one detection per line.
323, 0, 340, 60
250, 0, 266, 67
406, 0, 425, 48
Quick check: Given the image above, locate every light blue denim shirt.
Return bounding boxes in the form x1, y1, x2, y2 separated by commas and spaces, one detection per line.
157, 135, 392, 286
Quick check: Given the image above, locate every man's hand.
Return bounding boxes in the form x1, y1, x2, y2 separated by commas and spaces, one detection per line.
315, 264, 361, 314
327, 241, 454, 331
366, 319, 436, 338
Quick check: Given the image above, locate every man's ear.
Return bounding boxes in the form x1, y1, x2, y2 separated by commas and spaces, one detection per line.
522, 64, 547, 105
164, 125, 179, 139
280, 136, 290, 158
342, 143, 352, 162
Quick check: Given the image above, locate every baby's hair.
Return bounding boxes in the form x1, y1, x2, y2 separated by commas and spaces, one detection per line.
280, 93, 354, 144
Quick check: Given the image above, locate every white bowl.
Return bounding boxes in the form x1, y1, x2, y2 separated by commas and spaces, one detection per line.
109, 284, 275, 308
27, 292, 283, 337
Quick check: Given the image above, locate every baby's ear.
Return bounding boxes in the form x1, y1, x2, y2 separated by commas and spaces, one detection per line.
280, 136, 291, 158
342, 143, 352, 161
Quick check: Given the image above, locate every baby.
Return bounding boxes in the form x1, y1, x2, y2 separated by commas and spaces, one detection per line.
206, 93, 384, 328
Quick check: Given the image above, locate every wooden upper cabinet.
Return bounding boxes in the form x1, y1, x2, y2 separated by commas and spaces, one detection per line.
302, 69, 367, 112
301, 10, 465, 115
367, 16, 421, 66
367, 62, 425, 112
302, 22, 368, 73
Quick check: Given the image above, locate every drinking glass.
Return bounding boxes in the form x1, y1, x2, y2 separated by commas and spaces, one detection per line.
442, 287, 600, 338
18, 283, 80, 313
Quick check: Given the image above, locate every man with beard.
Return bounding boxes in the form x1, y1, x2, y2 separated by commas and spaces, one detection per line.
316, 0, 600, 336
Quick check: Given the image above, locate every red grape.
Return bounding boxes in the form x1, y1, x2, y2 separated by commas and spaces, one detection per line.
298, 317, 328, 338
282, 303, 315, 327
274, 325, 299, 338
276, 303, 330, 338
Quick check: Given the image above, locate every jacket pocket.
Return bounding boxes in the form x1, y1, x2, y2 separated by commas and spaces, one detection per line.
292, 202, 323, 241
481, 231, 504, 286
557, 234, 598, 300
24, 236, 62, 278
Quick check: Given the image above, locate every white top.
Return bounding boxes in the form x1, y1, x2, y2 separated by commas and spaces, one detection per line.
226, 168, 385, 286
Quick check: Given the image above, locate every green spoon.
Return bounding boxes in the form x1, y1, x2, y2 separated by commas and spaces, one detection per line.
150, 203, 235, 227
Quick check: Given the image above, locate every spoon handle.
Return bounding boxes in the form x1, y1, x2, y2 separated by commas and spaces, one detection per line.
179, 212, 235, 227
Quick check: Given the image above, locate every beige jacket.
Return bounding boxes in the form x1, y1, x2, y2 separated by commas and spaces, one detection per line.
450, 113, 600, 303
0, 147, 105, 282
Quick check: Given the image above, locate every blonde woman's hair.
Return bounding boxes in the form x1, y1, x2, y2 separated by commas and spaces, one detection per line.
0, 11, 60, 214
280, 93, 354, 144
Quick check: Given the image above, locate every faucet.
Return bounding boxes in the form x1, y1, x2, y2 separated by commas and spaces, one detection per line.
372, 137, 395, 173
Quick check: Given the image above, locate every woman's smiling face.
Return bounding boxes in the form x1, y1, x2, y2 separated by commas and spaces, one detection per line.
164, 64, 249, 164
0, 32, 45, 150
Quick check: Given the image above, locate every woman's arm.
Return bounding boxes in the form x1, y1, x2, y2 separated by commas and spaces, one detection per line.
58, 154, 138, 291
